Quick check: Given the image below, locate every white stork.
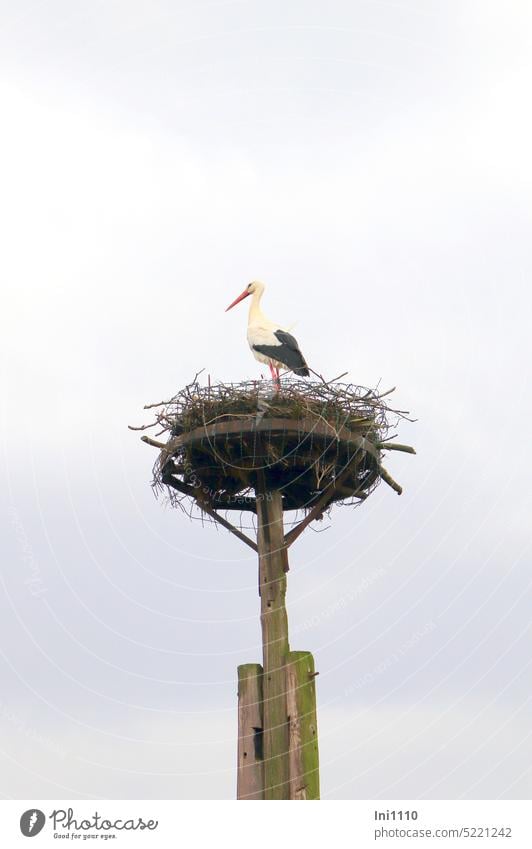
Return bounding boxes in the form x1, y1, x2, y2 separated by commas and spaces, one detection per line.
225, 281, 310, 388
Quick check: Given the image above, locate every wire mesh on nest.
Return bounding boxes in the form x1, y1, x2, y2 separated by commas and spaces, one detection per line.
133, 376, 415, 520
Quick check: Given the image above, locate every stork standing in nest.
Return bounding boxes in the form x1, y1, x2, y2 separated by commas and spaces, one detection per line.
226, 281, 310, 389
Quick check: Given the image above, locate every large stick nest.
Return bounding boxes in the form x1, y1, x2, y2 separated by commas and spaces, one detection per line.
133, 375, 415, 520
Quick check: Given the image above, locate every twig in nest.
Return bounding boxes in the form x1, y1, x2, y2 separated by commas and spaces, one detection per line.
128, 421, 158, 431
309, 368, 348, 387
144, 368, 206, 409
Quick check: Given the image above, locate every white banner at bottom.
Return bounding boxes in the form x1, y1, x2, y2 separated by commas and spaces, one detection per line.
1, 800, 530, 848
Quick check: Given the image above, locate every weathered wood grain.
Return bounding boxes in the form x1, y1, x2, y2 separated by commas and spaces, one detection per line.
256, 478, 290, 799
286, 651, 320, 800
237, 664, 264, 800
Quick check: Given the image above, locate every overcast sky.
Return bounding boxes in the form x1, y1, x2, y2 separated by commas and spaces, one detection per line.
1, 0, 531, 800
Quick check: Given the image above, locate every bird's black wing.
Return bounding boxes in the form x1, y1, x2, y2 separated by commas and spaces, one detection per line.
253, 329, 310, 376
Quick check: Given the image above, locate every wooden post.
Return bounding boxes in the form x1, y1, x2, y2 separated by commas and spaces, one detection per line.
139, 383, 414, 803
255, 477, 291, 800
237, 664, 264, 799
286, 651, 320, 799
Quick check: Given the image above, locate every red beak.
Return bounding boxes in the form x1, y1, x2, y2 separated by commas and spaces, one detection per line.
225, 288, 250, 312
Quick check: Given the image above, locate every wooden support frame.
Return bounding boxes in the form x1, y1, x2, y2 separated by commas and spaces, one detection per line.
284, 460, 377, 550
161, 472, 258, 552
139, 409, 414, 802
145, 417, 414, 519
